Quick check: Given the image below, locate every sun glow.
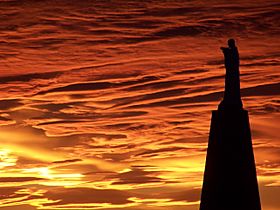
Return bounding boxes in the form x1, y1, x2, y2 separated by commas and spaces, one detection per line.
0, 148, 17, 168
23, 167, 84, 179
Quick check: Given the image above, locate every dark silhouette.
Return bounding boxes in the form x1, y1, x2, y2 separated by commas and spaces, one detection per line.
199, 39, 261, 210
218, 39, 243, 110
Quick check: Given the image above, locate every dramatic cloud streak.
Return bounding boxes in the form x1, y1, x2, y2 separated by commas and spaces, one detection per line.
0, 0, 279, 209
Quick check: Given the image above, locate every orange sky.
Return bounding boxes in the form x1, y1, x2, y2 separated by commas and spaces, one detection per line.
0, 0, 279, 209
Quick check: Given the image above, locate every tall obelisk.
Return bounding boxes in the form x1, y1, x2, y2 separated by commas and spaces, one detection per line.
199, 39, 261, 210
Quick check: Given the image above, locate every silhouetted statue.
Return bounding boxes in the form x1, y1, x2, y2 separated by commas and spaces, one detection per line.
218, 39, 243, 110
199, 39, 261, 210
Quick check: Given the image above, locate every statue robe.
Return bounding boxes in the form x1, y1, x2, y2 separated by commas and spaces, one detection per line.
219, 46, 243, 110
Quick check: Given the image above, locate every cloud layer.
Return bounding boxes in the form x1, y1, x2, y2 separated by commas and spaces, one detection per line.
0, 0, 279, 209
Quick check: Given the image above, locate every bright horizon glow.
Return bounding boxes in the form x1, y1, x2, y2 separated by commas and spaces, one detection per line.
0, 0, 279, 209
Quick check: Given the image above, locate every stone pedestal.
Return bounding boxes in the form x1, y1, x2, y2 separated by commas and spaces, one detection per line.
200, 109, 261, 210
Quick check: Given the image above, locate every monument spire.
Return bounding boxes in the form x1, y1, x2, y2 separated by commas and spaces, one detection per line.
199, 39, 261, 210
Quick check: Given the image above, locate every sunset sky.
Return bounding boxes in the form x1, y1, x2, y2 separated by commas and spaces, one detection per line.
0, 0, 279, 209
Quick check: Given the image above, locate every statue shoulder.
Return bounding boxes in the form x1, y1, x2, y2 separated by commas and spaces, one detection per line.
220, 47, 230, 55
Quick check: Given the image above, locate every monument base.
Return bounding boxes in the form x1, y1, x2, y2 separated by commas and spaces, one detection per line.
200, 109, 261, 210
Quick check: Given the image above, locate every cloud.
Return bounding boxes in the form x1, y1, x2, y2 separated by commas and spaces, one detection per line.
52, 158, 82, 164
125, 82, 280, 109
152, 25, 207, 38
109, 166, 164, 185
0, 177, 45, 183
0, 187, 23, 199
0, 99, 23, 110
242, 82, 280, 97
0, 1, 279, 210
135, 147, 187, 158
35, 76, 159, 95
0, 205, 37, 210
0, 71, 62, 83
158, 188, 201, 202
43, 187, 132, 206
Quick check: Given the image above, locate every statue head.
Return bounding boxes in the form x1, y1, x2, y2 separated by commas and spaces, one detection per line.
228, 39, 236, 48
